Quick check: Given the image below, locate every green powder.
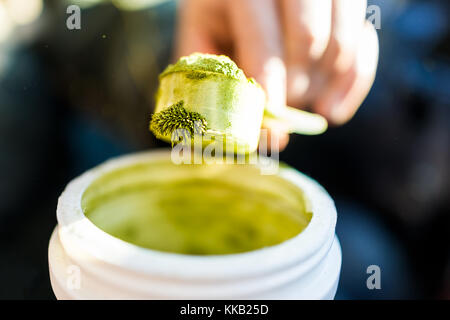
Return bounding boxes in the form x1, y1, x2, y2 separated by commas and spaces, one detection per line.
150, 100, 208, 140
82, 160, 311, 255
160, 53, 246, 81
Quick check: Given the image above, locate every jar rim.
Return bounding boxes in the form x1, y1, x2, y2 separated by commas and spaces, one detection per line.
56, 149, 336, 281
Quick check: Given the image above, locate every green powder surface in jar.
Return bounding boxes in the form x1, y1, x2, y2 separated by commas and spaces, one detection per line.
82, 160, 312, 255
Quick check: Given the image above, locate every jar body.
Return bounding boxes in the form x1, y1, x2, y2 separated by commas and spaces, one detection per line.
49, 230, 340, 299
48, 150, 341, 299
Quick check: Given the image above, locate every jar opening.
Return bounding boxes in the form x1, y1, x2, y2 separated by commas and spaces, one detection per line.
82, 160, 311, 255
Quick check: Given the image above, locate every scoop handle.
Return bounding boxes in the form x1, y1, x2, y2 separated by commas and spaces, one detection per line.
263, 106, 328, 135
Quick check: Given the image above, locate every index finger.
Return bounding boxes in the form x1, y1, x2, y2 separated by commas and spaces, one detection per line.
175, 0, 224, 58
227, 0, 287, 113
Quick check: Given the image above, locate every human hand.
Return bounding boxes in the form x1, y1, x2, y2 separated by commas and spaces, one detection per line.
175, 0, 379, 149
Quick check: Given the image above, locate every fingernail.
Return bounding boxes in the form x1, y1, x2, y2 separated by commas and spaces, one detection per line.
328, 103, 347, 125
323, 90, 344, 124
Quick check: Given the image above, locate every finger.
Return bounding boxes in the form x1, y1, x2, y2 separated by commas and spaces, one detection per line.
267, 128, 290, 152
315, 22, 379, 125
227, 0, 286, 113
260, 120, 290, 152
320, 0, 367, 75
174, 0, 223, 58
280, 0, 332, 106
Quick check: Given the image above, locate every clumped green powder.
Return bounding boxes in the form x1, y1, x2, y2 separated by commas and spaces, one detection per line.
185, 71, 208, 80
160, 53, 246, 81
150, 100, 208, 140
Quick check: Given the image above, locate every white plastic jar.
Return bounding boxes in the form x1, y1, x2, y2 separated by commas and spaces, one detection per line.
48, 150, 341, 299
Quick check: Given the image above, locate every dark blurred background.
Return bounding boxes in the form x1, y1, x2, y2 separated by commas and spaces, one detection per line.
0, 0, 448, 299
